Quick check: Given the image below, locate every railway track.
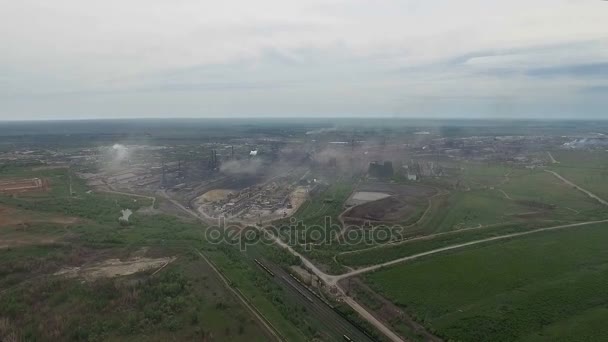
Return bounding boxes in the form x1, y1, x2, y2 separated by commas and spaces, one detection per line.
252, 256, 377, 342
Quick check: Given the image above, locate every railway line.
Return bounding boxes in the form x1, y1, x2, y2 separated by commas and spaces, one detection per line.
252, 256, 377, 342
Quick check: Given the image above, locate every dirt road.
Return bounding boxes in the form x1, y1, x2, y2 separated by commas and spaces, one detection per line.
547, 151, 558, 164
159, 193, 281, 340
332, 219, 608, 281
545, 170, 608, 206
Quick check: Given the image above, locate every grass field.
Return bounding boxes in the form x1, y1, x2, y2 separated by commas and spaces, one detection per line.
500, 169, 602, 212
423, 189, 527, 232
458, 163, 512, 189
550, 150, 608, 202
364, 222, 608, 341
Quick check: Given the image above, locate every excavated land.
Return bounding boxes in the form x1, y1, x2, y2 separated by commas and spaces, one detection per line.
0, 178, 49, 193
344, 183, 436, 223
54, 256, 176, 281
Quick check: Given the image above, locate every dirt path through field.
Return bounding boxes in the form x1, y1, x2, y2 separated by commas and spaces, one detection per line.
547, 151, 559, 164
545, 170, 608, 206
332, 219, 608, 282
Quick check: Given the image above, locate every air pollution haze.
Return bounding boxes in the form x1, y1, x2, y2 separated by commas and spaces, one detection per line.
220, 158, 264, 175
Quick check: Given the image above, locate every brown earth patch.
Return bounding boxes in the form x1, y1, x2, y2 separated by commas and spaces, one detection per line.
0, 178, 49, 194
344, 184, 437, 223
54, 256, 176, 281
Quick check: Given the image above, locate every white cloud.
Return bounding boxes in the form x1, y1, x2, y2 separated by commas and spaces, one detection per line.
0, 0, 607, 119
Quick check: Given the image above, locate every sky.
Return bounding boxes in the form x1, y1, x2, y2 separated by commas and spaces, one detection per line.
0, 0, 607, 120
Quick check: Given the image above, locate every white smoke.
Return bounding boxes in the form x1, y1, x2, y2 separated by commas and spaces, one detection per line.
101, 143, 131, 170
112, 144, 129, 162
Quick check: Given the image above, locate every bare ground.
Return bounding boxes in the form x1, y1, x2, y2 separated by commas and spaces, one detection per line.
54, 256, 176, 281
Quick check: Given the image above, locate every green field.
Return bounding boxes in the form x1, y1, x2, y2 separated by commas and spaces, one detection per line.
0, 246, 269, 341
550, 150, 608, 202
364, 222, 608, 341
338, 222, 538, 267
500, 169, 603, 212
0, 166, 315, 341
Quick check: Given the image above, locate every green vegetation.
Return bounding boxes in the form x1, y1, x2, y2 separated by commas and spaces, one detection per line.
0, 166, 311, 341
0, 252, 267, 341
501, 169, 603, 212
290, 181, 354, 228
339, 221, 535, 267
424, 189, 527, 232
365, 222, 608, 341
206, 246, 320, 341
551, 150, 608, 201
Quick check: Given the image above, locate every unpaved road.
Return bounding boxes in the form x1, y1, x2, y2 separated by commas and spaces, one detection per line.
341, 294, 405, 342
545, 170, 608, 206
338, 221, 494, 258
547, 151, 558, 164
254, 226, 406, 341
332, 219, 608, 282
165, 174, 608, 342
159, 195, 282, 340
498, 189, 512, 200
268, 171, 608, 341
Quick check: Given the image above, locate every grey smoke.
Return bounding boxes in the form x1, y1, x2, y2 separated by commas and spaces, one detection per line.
220, 158, 263, 175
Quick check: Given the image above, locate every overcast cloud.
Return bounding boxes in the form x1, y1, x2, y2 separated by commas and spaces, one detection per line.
1, 0, 607, 120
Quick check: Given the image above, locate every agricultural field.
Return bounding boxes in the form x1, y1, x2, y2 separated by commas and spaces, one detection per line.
364, 222, 608, 341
